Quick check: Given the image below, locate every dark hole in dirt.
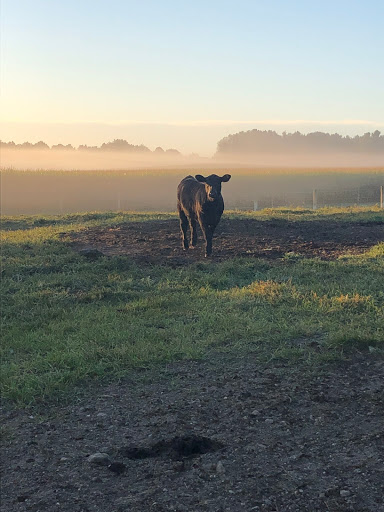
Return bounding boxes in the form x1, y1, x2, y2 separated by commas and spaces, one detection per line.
118, 435, 225, 460
107, 462, 127, 474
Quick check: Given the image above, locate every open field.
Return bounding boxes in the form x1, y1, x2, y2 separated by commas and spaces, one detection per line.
1, 208, 384, 511
1, 167, 383, 214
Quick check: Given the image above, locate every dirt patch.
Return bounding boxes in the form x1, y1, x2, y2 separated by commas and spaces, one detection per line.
1, 353, 384, 512
66, 218, 384, 263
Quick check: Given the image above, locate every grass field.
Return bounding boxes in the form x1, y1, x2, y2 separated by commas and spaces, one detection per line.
1, 207, 384, 405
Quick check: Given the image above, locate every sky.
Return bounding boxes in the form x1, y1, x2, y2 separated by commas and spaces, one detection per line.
1, 0, 383, 155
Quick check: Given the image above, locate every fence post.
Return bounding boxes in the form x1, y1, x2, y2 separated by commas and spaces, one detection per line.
312, 189, 317, 210
117, 191, 121, 210
253, 200, 258, 211
381, 186, 383, 209
357, 187, 360, 205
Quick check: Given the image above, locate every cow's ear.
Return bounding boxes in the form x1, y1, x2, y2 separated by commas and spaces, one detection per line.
195, 175, 206, 182
221, 174, 231, 182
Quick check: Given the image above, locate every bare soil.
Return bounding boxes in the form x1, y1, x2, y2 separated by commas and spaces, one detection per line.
1, 353, 383, 512
67, 217, 384, 263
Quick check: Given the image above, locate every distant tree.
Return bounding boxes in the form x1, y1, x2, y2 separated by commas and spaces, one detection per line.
3, 140, 49, 150
0, 140, 16, 148
101, 139, 131, 151
0, 138, 183, 155
34, 141, 49, 150
100, 139, 150, 152
136, 144, 151, 153
52, 144, 75, 151
19, 142, 34, 149
78, 144, 98, 151
215, 129, 384, 155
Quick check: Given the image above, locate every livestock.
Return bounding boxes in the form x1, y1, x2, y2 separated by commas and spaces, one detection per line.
177, 174, 231, 257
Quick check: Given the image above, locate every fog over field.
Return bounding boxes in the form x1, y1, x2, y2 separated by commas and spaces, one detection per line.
0, 148, 207, 171
1, 129, 383, 214
2, 128, 384, 170
2, 166, 383, 215
1, 148, 384, 171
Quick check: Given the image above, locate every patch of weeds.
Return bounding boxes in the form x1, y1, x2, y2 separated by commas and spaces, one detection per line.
283, 251, 305, 261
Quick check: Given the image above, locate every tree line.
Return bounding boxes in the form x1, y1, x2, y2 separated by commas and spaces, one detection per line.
216, 129, 384, 155
2, 130, 384, 156
0, 139, 181, 155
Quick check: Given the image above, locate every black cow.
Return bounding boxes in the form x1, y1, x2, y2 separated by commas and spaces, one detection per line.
177, 174, 231, 257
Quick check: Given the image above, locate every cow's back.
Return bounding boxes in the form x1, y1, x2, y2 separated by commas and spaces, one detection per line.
177, 176, 205, 214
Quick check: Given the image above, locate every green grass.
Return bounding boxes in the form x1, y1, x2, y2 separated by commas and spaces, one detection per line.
1, 208, 383, 405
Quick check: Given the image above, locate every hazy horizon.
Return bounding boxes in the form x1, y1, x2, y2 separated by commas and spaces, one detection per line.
2, 125, 384, 170
2, 121, 384, 158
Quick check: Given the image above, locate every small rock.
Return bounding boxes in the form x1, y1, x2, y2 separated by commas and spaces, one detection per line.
265, 418, 274, 424
59, 457, 69, 462
340, 489, 351, 497
96, 412, 107, 418
216, 461, 225, 474
250, 409, 260, 416
87, 452, 111, 466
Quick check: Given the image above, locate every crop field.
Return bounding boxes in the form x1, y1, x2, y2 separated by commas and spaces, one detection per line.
1, 167, 383, 214
1, 207, 384, 511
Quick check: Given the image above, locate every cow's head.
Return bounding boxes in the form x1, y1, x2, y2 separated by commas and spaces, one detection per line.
195, 174, 231, 201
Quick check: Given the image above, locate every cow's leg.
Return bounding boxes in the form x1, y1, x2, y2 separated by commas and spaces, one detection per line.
178, 208, 189, 250
206, 214, 222, 251
200, 221, 213, 257
204, 227, 213, 257
210, 212, 222, 238
189, 215, 198, 248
